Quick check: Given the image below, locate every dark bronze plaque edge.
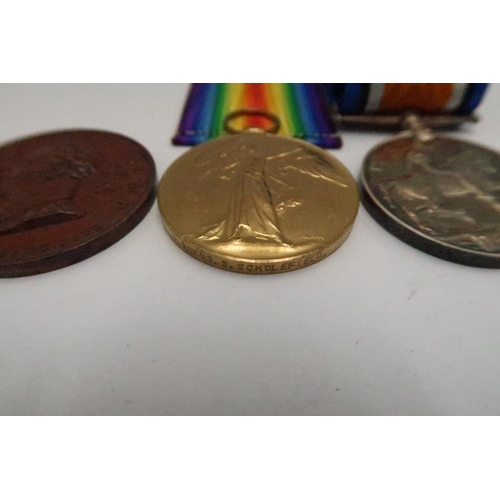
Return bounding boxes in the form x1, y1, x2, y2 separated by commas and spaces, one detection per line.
0, 187, 156, 278
0, 129, 157, 278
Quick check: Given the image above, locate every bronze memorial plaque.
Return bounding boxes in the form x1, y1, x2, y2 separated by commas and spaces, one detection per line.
0, 130, 156, 277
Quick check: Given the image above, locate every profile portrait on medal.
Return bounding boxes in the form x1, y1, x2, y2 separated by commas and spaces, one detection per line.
0, 152, 95, 236
189, 138, 350, 248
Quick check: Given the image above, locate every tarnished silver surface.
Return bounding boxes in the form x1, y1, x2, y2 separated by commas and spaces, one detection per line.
362, 131, 500, 267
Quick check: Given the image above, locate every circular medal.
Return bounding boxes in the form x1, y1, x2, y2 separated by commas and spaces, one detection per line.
158, 131, 359, 274
362, 132, 500, 267
0, 130, 156, 277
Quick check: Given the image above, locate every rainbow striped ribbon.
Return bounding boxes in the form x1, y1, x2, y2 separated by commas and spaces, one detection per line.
173, 83, 341, 149
329, 83, 489, 115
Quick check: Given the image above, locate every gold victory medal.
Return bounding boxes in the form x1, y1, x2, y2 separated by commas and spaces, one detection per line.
158, 131, 359, 274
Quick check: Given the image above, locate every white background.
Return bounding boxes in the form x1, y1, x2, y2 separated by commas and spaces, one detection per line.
0, 83, 499, 416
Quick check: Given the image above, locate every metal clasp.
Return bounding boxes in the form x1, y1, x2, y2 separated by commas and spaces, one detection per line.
331, 103, 478, 131
223, 109, 281, 135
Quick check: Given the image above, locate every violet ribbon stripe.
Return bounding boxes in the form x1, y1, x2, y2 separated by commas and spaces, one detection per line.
173, 83, 341, 149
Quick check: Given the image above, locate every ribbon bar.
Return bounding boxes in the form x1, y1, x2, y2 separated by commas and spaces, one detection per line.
329, 83, 489, 116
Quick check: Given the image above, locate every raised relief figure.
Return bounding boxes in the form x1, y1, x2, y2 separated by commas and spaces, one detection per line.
377, 141, 500, 252
197, 142, 348, 246
0, 153, 95, 236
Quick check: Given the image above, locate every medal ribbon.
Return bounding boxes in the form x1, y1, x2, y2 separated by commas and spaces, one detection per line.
173, 83, 341, 148
329, 83, 489, 115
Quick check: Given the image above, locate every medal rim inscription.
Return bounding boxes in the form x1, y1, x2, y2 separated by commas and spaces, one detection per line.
362, 132, 500, 267
158, 133, 359, 274
0, 129, 157, 277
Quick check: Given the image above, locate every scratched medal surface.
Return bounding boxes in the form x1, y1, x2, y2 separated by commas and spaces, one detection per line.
0, 130, 156, 277
362, 133, 500, 267
158, 132, 359, 274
